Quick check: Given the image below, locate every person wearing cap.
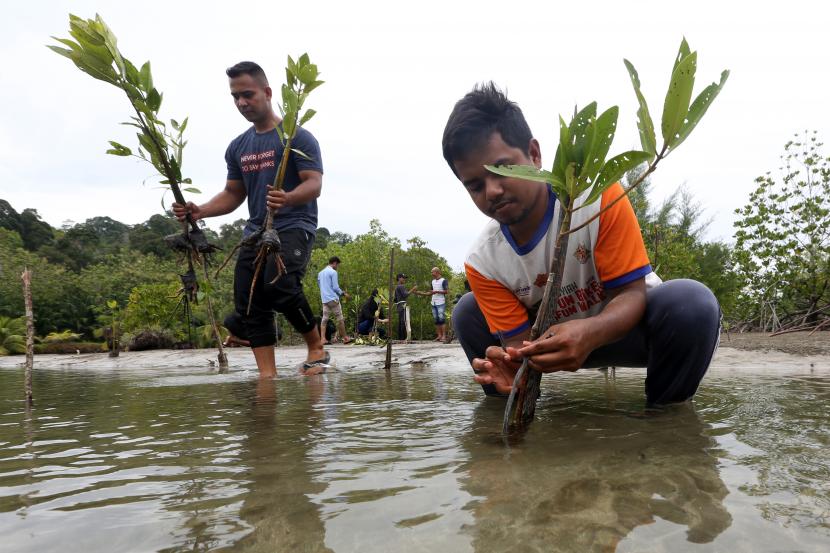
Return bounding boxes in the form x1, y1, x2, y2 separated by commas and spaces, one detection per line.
393, 273, 418, 341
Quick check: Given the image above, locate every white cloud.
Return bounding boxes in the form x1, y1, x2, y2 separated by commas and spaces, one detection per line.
2, 0, 828, 270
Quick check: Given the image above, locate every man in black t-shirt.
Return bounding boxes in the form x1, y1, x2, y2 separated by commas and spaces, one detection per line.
173, 61, 326, 377
393, 273, 417, 341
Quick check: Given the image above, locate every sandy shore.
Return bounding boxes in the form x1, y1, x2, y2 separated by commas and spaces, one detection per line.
2, 332, 828, 374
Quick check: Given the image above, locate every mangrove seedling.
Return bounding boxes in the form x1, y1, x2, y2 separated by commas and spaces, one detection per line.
49, 13, 228, 370
487, 38, 729, 434
106, 299, 120, 358
216, 54, 323, 315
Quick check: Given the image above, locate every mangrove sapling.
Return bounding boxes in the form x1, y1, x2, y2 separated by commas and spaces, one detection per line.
49, 14, 228, 370
487, 38, 729, 433
106, 299, 120, 358
216, 54, 324, 317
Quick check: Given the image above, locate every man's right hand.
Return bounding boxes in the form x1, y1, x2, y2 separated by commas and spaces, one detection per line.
172, 201, 200, 222
471, 345, 523, 395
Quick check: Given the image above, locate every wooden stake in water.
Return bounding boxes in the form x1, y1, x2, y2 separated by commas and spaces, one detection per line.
21, 268, 34, 406
385, 248, 395, 371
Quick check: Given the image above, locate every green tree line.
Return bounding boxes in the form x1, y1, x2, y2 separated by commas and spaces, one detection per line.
2, 131, 828, 353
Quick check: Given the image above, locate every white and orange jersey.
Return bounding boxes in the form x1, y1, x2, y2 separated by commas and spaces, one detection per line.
464, 183, 661, 338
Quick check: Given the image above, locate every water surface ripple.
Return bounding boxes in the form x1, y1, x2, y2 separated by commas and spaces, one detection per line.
1, 357, 829, 552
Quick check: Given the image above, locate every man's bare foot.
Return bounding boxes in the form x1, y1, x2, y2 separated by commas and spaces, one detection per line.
301, 364, 327, 376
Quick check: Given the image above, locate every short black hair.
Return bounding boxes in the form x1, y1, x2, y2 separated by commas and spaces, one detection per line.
225, 61, 269, 87
441, 81, 533, 176
329, 256, 341, 264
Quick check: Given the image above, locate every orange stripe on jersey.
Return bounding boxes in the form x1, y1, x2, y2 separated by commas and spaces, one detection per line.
464, 263, 529, 336
594, 182, 651, 286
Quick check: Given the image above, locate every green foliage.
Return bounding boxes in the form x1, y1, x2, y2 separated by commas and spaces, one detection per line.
733, 131, 830, 326
300, 220, 452, 340
42, 330, 83, 343
122, 282, 189, 341
625, 167, 742, 319
486, 37, 728, 218
50, 14, 194, 200
0, 316, 26, 355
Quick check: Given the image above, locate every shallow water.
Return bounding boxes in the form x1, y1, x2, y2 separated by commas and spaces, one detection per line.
1, 351, 829, 552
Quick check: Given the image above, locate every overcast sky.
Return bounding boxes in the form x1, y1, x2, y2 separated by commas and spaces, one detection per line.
2, 0, 828, 270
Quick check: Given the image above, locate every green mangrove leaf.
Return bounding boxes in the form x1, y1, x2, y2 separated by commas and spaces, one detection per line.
146, 88, 162, 112
578, 106, 619, 195
299, 53, 310, 66
107, 299, 117, 309
661, 51, 697, 146
299, 64, 318, 85
52, 37, 82, 54
106, 140, 132, 156
282, 112, 297, 137
568, 103, 597, 168
299, 109, 316, 126
564, 162, 577, 198
623, 59, 656, 157
183, 187, 200, 193
285, 67, 297, 87
123, 59, 141, 86
304, 80, 324, 95
672, 69, 730, 151
558, 115, 571, 168
290, 148, 311, 160
181, 178, 192, 184
139, 61, 153, 91
587, 150, 652, 205
672, 37, 692, 75
69, 14, 105, 46
485, 164, 557, 185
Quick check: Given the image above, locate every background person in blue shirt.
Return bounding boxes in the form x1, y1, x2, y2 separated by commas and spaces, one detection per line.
318, 256, 352, 344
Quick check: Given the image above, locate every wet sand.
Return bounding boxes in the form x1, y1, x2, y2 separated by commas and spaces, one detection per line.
2, 332, 828, 374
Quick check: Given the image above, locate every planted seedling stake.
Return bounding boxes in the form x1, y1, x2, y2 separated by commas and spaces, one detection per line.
487, 38, 729, 434
216, 54, 323, 317
385, 249, 395, 371
22, 268, 34, 406
49, 13, 228, 370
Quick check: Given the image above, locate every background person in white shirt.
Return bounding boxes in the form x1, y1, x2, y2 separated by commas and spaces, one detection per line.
417, 267, 449, 342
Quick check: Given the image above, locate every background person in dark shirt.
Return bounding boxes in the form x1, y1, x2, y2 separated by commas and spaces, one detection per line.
393, 273, 417, 341
357, 289, 388, 339
173, 60, 326, 377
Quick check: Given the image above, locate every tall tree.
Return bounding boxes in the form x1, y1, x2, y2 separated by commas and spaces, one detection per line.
733, 131, 830, 328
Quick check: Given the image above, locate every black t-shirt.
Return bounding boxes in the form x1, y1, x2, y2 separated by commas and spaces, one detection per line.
225, 125, 323, 237
394, 284, 410, 304
358, 297, 385, 324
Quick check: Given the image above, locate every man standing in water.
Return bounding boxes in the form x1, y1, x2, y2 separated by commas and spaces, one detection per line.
442, 82, 720, 402
318, 256, 352, 345
173, 61, 327, 377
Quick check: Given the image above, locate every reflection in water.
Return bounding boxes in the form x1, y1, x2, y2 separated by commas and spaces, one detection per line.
223, 378, 332, 552
1, 360, 830, 552
459, 396, 731, 553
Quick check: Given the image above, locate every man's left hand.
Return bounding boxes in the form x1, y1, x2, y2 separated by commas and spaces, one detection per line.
517, 319, 598, 373
266, 186, 289, 211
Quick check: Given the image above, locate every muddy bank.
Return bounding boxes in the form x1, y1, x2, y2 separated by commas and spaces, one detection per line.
720, 330, 830, 356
